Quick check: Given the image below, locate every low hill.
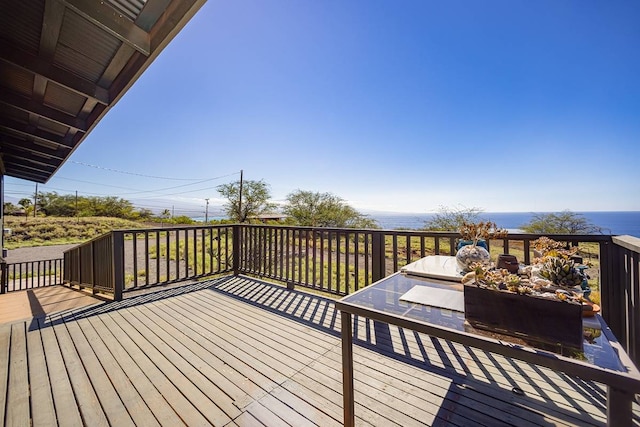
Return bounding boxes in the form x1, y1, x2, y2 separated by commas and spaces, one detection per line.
3, 216, 150, 249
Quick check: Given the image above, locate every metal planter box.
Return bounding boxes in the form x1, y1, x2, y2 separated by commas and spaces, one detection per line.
463, 284, 584, 350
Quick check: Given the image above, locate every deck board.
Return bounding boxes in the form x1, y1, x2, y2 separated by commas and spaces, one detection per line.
6, 323, 29, 426
0, 323, 11, 424
71, 316, 161, 427
82, 314, 185, 427
26, 324, 58, 427
1, 275, 638, 426
38, 317, 84, 427
50, 315, 110, 427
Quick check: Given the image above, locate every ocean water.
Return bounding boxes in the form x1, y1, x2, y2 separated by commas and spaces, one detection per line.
369, 211, 640, 237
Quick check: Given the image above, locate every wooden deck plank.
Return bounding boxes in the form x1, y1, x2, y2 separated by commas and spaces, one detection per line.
177, 292, 312, 374
352, 316, 606, 424
268, 384, 342, 427
1, 277, 632, 427
118, 305, 242, 420
5, 323, 29, 426
0, 323, 11, 424
211, 280, 600, 423
97, 312, 216, 426
49, 315, 110, 427
206, 286, 549, 425
26, 324, 58, 427
71, 316, 161, 427
215, 282, 608, 426
199, 287, 337, 351
150, 294, 283, 391
231, 410, 266, 427
254, 393, 319, 427
164, 293, 292, 385
354, 314, 607, 408
244, 400, 290, 427
223, 278, 607, 408
61, 318, 136, 427
38, 317, 84, 427
132, 302, 262, 405
83, 314, 185, 427
325, 343, 548, 427
194, 289, 444, 426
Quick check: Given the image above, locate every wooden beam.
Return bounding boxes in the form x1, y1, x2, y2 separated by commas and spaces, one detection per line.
0, 134, 68, 160
0, 88, 87, 132
4, 161, 54, 178
0, 116, 79, 149
98, 43, 135, 87
2, 166, 49, 183
0, 148, 61, 168
60, 0, 151, 56
136, 0, 172, 31
40, 0, 66, 57
0, 47, 110, 105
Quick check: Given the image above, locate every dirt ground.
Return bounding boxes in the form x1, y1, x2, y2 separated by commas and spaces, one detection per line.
4, 244, 77, 263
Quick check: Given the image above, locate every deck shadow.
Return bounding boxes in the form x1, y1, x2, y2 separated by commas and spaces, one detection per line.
206, 275, 615, 427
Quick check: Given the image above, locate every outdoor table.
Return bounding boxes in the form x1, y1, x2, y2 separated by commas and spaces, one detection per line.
336, 270, 640, 427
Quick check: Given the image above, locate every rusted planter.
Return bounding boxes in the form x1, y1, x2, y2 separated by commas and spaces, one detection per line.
463, 284, 584, 350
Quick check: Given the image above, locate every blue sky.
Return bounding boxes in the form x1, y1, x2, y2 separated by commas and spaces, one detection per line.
5, 0, 640, 216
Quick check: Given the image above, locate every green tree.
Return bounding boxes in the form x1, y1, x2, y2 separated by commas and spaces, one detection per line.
283, 190, 377, 228
423, 205, 483, 231
520, 211, 603, 234
18, 198, 34, 218
217, 179, 275, 222
36, 192, 76, 216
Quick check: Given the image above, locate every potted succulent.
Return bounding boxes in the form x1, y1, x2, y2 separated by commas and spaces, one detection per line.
462, 237, 588, 350
455, 221, 507, 272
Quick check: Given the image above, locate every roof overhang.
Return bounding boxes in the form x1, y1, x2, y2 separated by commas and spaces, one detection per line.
0, 0, 206, 183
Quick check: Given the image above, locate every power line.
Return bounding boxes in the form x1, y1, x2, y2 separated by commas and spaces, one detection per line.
70, 161, 212, 181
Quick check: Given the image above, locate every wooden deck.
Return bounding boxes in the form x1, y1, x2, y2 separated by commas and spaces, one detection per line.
1, 275, 638, 426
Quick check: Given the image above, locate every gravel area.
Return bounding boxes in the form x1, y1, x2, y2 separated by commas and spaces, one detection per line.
4, 244, 78, 263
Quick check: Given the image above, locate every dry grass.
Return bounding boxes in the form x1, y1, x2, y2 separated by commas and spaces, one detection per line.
3, 216, 145, 248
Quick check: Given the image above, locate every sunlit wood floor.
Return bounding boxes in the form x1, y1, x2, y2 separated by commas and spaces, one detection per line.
1, 275, 638, 426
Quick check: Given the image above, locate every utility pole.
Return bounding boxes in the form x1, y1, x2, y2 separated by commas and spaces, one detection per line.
34, 183, 38, 217
75, 190, 78, 222
205, 198, 209, 223
238, 169, 244, 222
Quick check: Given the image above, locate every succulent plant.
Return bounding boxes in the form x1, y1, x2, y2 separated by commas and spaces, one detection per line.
458, 221, 508, 247
539, 257, 584, 287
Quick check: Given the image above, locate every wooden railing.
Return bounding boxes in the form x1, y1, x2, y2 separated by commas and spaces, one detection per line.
63, 225, 234, 298
0, 258, 64, 293
61, 224, 638, 366
606, 236, 640, 365
235, 225, 611, 295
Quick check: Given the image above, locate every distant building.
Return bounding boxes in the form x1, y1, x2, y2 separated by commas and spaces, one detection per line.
251, 214, 288, 224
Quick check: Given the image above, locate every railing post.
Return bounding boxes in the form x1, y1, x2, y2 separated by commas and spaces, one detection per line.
371, 231, 386, 283
0, 258, 6, 294
600, 239, 626, 343
233, 224, 241, 276
112, 231, 124, 301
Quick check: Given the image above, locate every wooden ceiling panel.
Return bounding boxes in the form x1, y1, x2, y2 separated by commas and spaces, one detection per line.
0, 0, 207, 183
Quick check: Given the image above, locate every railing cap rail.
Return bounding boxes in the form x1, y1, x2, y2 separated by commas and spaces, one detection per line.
612, 235, 640, 253
237, 223, 615, 242
113, 224, 234, 234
